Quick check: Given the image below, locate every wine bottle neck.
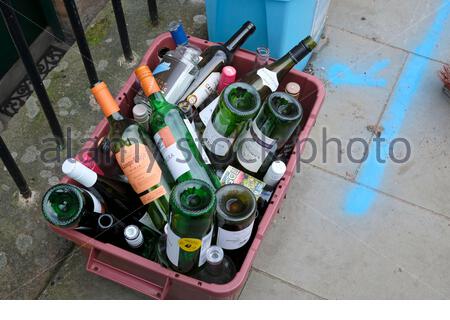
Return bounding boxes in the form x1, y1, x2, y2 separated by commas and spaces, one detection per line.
107, 111, 125, 124
149, 91, 171, 111
223, 21, 256, 53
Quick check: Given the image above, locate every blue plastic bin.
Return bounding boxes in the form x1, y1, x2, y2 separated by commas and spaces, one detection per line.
205, 0, 330, 71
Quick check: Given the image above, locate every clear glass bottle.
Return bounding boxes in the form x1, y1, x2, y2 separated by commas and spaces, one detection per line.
194, 246, 236, 284
253, 47, 270, 70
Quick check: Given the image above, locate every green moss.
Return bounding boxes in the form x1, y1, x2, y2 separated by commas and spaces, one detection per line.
85, 16, 111, 46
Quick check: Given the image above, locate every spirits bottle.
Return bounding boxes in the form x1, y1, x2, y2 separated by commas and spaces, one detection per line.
135, 65, 220, 189
166, 179, 216, 274
202, 82, 261, 168
235, 92, 302, 176
194, 246, 236, 284
241, 36, 316, 101
92, 81, 172, 234
179, 21, 256, 103
124, 224, 158, 260
62, 158, 142, 218
42, 183, 105, 228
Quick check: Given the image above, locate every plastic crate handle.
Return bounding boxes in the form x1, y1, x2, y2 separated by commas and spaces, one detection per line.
86, 248, 171, 299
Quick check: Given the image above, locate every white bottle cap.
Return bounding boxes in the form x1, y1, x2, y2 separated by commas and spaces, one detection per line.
62, 158, 98, 188
263, 160, 287, 187
206, 246, 224, 265
132, 104, 149, 122
124, 225, 144, 248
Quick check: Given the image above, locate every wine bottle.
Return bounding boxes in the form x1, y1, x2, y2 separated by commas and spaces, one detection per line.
96, 213, 127, 248
202, 82, 261, 168
193, 246, 236, 284
241, 36, 316, 101
124, 224, 158, 260
285, 82, 301, 99
166, 179, 216, 274
135, 66, 220, 189
92, 81, 172, 234
179, 21, 256, 103
156, 224, 170, 268
62, 158, 142, 218
215, 184, 257, 257
42, 183, 105, 229
235, 92, 302, 176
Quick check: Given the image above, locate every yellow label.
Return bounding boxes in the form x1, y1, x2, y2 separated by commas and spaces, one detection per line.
178, 238, 202, 252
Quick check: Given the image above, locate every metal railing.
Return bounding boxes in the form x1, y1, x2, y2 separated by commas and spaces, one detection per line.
0, 0, 159, 198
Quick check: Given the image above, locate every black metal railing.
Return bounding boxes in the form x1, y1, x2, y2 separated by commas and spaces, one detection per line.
0, 0, 158, 198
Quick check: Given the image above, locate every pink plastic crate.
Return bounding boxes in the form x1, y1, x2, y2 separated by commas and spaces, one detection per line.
51, 33, 325, 299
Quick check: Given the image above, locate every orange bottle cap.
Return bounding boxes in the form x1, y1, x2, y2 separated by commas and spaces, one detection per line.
91, 82, 120, 117
135, 65, 161, 97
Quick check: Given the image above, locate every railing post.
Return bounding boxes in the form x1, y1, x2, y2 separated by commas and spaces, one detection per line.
147, 0, 158, 26
0, 136, 31, 199
63, 0, 99, 87
111, 0, 133, 61
0, 0, 64, 148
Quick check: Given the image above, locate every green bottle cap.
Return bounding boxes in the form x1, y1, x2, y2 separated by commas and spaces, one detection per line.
42, 184, 84, 227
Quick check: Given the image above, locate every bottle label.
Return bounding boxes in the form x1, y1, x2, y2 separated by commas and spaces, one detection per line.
166, 225, 213, 267
237, 122, 277, 173
220, 166, 266, 200
154, 126, 190, 181
199, 96, 219, 126
217, 222, 255, 250
257, 68, 279, 92
188, 72, 220, 108
203, 120, 234, 156
115, 144, 165, 204
86, 190, 105, 214
183, 119, 211, 165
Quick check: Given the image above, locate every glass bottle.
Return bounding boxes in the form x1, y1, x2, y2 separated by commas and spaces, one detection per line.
135, 66, 220, 189
194, 246, 236, 284
235, 92, 302, 176
166, 179, 216, 274
253, 47, 270, 70
124, 224, 158, 260
179, 21, 256, 103
156, 224, 170, 268
92, 81, 172, 234
241, 36, 316, 102
202, 82, 261, 168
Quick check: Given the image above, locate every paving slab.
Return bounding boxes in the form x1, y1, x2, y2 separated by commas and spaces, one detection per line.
305, 26, 407, 179
39, 250, 146, 299
327, 0, 450, 63
253, 164, 450, 299
239, 269, 323, 300
378, 59, 450, 216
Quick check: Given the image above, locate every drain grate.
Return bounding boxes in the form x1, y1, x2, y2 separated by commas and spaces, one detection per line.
0, 45, 66, 117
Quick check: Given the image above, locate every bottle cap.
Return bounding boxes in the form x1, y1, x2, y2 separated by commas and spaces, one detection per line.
263, 161, 286, 187
62, 158, 98, 188
97, 214, 114, 230
285, 82, 301, 98
217, 66, 237, 93
164, 224, 169, 235
135, 65, 161, 97
132, 104, 149, 122
91, 82, 120, 117
124, 225, 144, 248
206, 246, 224, 265
168, 20, 188, 46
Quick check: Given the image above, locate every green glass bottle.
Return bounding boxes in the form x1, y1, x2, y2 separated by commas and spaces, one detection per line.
42, 183, 105, 228
235, 92, 303, 176
240, 36, 317, 101
135, 66, 220, 189
92, 81, 172, 234
202, 82, 261, 167
166, 179, 216, 274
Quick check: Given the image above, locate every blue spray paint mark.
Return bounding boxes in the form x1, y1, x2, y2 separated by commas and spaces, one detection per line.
345, 0, 450, 215
327, 59, 390, 87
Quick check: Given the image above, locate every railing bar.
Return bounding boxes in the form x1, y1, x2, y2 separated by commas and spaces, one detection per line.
147, 0, 158, 26
111, 0, 133, 61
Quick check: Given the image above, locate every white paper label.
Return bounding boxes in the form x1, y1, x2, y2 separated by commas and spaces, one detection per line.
183, 119, 211, 165
199, 96, 219, 126
217, 222, 255, 250
154, 127, 190, 181
86, 190, 105, 214
257, 68, 279, 92
203, 119, 234, 156
166, 225, 213, 267
237, 122, 277, 173
189, 72, 220, 108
